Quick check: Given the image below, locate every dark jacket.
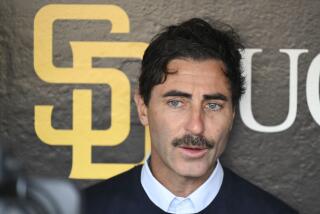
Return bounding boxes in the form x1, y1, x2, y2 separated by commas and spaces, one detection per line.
83, 165, 298, 214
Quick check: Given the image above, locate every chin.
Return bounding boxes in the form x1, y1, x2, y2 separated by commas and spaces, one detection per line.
175, 162, 212, 178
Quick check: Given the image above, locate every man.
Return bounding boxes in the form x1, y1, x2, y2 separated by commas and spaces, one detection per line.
83, 18, 298, 214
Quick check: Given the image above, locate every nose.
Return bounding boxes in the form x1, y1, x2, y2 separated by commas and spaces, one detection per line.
185, 106, 204, 135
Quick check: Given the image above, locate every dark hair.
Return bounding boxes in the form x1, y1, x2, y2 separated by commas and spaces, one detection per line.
139, 18, 245, 107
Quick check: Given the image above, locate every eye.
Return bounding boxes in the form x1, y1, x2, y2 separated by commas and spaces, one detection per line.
167, 100, 183, 108
205, 103, 222, 111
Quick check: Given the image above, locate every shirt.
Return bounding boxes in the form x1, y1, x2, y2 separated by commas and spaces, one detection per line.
140, 158, 224, 213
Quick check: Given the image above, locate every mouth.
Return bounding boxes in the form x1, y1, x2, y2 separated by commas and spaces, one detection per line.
178, 146, 209, 158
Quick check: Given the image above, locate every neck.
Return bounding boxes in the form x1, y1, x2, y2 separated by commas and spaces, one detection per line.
149, 155, 216, 197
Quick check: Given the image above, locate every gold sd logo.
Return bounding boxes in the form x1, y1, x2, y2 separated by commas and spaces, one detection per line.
34, 4, 150, 179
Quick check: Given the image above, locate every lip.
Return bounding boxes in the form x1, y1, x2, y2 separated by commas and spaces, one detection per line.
178, 146, 208, 158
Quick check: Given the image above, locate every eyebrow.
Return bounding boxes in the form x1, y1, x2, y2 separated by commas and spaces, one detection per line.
162, 90, 228, 101
203, 93, 227, 101
163, 90, 191, 98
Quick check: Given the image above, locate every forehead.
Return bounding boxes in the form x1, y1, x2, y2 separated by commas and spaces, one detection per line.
154, 58, 231, 96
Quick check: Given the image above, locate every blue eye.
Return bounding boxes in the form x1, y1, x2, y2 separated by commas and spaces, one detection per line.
167, 100, 183, 108
206, 103, 222, 111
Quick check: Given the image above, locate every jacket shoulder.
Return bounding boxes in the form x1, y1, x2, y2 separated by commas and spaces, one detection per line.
217, 167, 298, 214
82, 165, 144, 214
84, 165, 142, 194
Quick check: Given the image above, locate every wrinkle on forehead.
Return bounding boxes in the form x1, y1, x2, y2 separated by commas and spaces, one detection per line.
163, 58, 230, 94
166, 58, 226, 75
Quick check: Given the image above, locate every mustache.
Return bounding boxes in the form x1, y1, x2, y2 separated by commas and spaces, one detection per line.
172, 134, 214, 149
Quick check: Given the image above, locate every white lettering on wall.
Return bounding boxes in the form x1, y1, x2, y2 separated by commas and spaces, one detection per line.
306, 54, 320, 125
240, 49, 308, 132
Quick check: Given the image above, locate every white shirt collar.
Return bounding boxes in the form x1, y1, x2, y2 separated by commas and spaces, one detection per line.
140, 158, 224, 213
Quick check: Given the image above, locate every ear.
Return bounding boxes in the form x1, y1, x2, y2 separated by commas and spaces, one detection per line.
229, 109, 236, 131
232, 109, 235, 120
134, 92, 149, 126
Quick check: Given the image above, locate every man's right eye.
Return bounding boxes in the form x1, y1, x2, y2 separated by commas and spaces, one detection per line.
167, 100, 183, 108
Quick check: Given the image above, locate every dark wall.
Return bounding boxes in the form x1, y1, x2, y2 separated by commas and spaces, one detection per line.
0, 1, 319, 213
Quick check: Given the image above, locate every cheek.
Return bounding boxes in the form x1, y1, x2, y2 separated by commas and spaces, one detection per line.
148, 111, 172, 146
216, 123, 232, 153
206, 114, 233, 142
148, 106, 185, 135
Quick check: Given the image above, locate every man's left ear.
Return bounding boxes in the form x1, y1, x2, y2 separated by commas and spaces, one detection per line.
230, 109, 236, 131
134, 92, 149, 126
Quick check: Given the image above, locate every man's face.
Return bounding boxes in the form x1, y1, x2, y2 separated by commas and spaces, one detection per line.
135, 58, 235, 179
